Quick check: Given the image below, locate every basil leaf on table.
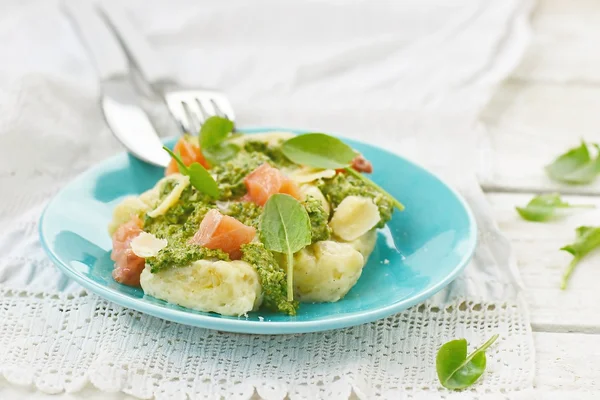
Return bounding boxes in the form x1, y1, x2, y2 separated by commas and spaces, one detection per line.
163, 146, 220, 198
545, 141, 600, 184
259, 194, 312, 301
198, 116, 239, 164
281, 133, 356, 169
436, 334, 499, 390
516, 193, 594, 222
560, 226, 600, 289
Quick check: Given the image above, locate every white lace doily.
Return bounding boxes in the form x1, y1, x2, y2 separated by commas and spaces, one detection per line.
0, 0, 535, 398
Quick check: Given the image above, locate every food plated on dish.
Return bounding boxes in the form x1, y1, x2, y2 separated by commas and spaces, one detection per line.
40, 124, 476, 334
108, 118, 404, 317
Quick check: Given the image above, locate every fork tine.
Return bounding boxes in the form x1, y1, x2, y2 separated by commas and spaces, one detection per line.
195, 98, 211, 122
211, 95, 235, 121
164, 91, 235, 135
182, 101, 201, 135
210, 99, 225, 118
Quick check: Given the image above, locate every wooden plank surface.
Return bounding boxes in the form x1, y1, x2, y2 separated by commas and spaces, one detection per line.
480, 0, 600, 195
488, 192, 600, 333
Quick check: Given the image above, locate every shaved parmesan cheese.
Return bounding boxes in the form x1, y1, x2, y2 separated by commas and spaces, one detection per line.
130, 232, 168, 258
147, 174, 190, 218
289, 166, 336, 184
329, 196, 380, 241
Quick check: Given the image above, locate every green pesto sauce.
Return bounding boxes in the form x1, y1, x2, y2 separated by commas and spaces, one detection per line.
146, 241, 229, 273
241, 243, 298, 315
303, 196, 331, 243
318, 173, 393, 228
222, 201, 263, 228
243, 140, 295, 169
144, 183, 213, 240
211, 151, 271, 199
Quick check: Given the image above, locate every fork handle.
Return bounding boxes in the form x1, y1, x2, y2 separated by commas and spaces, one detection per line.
100, 1, 173, 86
63, 0, 129, 81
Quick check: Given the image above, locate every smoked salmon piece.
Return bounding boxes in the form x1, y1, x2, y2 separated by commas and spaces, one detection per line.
165, 137, 210, 175
244, 163, 301, 206
111, 216, 145, 287
190, 209, 256, 260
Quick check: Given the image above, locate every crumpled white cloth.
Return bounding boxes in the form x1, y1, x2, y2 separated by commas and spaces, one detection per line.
0, 0, 534, 398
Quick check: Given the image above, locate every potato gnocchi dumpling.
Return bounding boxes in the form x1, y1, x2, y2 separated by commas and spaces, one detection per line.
293, 239, 366, 303
107, 175, 173, 235
140, 259, 262, 317
344, 229, 377, 259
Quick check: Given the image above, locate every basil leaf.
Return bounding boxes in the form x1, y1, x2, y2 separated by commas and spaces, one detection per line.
259, 194, 312, 301
199, 116, 235, 149
197, 116, 239, 165
546, 141, 600, 184
516, 193, 594, 222
202, 142, 241, 165
436, 334, 499, 390
560, 226, 600, 289
281, 133, 356, 169
163, 146, 220, 199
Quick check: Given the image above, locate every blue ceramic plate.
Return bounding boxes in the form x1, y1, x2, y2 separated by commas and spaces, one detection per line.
39, 128, 476, 334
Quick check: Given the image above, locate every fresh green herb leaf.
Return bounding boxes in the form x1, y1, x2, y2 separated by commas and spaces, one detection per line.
436, 334, 499, 390
281, 133, 356, 169
259, 194, 312, 301
163, 146, 220, 199
202, 142, 241, 165
546, 141, 600, 184
560, 226, 600, 289
198, 116, 239, 164
199, 116, 235, 148
516, 193, 594, 222
344, 166, 405, 211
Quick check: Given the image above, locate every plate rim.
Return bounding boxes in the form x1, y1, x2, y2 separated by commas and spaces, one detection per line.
39, 126, 478, 334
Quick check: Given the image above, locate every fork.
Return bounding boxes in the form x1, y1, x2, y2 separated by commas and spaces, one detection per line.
99, 2, 235, 135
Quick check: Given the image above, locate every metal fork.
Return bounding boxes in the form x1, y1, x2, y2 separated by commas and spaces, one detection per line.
99, 2, 235, 135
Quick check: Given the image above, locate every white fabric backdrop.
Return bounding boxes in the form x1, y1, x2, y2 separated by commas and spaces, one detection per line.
0, 0, 534, 398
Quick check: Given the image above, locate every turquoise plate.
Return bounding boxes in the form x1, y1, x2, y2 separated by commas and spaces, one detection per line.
39, 128, 477, 334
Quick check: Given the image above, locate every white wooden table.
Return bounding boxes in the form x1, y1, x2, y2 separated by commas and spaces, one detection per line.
2, 0, 600, 398
481, 0, 600, 396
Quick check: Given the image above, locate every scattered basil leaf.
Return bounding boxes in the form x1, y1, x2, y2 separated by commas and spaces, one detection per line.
516, 193, 594, 222
344, 166, 405, 211
436, 334, 499, 390
546, 141, 600, 184
560, 226, 600, 289
198, 116, 239, 164
259, 194, 312, 301
281, 133, 357, 169
163, 146, 220, 199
